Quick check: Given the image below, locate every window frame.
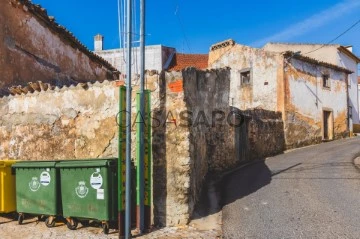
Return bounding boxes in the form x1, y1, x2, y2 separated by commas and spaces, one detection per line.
239, 68, 252, 87
322, 74, 331, 89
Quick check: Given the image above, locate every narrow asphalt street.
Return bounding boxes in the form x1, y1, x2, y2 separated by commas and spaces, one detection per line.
222, 137, 360, 239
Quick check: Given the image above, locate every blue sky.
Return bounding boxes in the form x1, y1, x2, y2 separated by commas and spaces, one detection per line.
34, 0, 360, 58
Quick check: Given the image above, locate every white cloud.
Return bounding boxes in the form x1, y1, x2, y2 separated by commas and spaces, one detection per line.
252, 0, 360, 47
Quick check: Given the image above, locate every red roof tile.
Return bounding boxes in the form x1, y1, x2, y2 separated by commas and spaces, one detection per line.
168, 53, 208, 71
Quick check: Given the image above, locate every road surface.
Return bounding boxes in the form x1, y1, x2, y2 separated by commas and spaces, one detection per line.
222, 137, 360, 239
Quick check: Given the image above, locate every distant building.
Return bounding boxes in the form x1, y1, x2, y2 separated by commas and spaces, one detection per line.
263, 43, 360, 133
209, 39, 352, 148
0, 0, 118, 96
93, 34, 176, 74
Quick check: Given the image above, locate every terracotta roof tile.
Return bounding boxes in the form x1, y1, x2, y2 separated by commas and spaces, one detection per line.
168, 53, 208, 71
284, 51, 353, 74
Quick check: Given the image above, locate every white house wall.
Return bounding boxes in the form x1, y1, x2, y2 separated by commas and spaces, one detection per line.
284, 58, 348, 148
209, 44, 282, 112
95, 45, 175, 74
264, 43, 359, 126
337, 52, 359, 126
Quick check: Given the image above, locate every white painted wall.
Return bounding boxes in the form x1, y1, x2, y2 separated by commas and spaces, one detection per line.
210, 44, 281, 112
264, 43, 359, 126
337, 52, 359, 129
95, 45, 175, 74
289, 58, 348, 128
263, 43, 339, 64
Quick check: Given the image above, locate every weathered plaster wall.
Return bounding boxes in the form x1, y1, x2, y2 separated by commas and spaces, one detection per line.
0, 66, 236, 227
0, 62, 289, 227
240, 109, 285, 161
264, 43, 359, 125
151, 71, 192, 226
0, 71, 191, 227
154, 68, 237, 226
209, 44, 283, 112
337, 52, 359, 127
284, 58, 348, 148
0, 81, 119, 160
0, 1, 116, 91
263, 43, 338, 65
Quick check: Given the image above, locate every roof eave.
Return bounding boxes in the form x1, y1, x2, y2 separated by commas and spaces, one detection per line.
338, 46, 360, 63
18, 0, 118, 73
284, 51, 353, 74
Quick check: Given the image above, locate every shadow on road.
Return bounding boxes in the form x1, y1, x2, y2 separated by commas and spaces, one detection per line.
191, 160, 272, 221
192, 160, 304, 220
221, 161, 272, 207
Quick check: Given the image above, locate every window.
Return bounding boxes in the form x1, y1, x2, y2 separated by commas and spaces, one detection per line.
240, 69, 251, 86
322, 74, 330, 88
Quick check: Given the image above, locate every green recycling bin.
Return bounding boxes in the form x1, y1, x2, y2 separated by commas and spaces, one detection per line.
13, 161, 60, 227
56, 158, 117, 234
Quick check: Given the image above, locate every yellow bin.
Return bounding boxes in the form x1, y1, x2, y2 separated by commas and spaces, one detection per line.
0, 160, 17, 213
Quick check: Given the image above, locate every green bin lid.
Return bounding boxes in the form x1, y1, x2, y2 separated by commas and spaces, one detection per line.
56, 158, 116, 168
12, 161, 58, 168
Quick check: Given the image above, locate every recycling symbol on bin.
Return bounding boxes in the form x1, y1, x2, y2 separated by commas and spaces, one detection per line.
75, 181, 89, 198
29, 177, 41, 192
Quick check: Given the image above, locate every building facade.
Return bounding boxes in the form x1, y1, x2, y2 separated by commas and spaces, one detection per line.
93, 35, 176, 74
209, 40, 352, 148
0, 0, 117, 97
263, 43, 360, 133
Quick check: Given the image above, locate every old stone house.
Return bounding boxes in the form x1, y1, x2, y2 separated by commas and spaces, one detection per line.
209, 40, 352, 148
263, 43, 360, 134
0, 0, 118, 95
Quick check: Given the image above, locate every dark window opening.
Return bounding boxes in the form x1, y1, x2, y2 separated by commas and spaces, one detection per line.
322, 74, 330, 88
241, 71, 251, 85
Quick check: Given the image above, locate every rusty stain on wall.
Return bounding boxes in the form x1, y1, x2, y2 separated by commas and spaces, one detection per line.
0, 0, 117, 94
209, 40, 350, 149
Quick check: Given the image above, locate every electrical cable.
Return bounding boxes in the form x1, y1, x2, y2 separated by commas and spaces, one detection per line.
304, 18, 360, 55
172, 0, 191, 53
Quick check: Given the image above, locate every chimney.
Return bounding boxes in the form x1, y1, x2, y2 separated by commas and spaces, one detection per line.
94, 34, 104, 51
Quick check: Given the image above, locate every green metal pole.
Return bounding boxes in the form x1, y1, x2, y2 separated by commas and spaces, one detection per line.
118, 86, 126, 238
137, 90, 152, 231
136, 0, 146, 233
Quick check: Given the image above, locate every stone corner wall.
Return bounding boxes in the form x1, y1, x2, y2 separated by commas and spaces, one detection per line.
241, 109, 285, 161
153, 67, 237, 226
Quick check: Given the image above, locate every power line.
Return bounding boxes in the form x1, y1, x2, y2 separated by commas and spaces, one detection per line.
173, 0, 191, 53
304, 18, 360, 55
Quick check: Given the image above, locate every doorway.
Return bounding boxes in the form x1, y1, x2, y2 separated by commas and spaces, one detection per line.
323, 110, 333, 141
